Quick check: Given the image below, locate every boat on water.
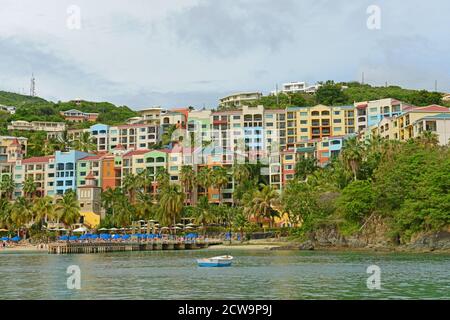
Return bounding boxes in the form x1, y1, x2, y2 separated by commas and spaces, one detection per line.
197, 255, 233, 267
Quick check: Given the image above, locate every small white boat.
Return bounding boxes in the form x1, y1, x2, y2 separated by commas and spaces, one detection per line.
197, 255, 233, 267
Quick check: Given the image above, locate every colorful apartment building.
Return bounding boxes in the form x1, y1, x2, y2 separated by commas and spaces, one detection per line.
61, 109, 99, 122
370, 105, 450, 143
54, 151, 91, 195
354, 98, 410, 131
0, 136, 27, 183
14, 155, 56, 198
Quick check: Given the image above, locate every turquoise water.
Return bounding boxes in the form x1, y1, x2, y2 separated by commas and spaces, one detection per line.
0, 249, 448, 299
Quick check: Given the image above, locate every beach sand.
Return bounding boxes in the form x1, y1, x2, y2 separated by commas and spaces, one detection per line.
0, 245, 45, 253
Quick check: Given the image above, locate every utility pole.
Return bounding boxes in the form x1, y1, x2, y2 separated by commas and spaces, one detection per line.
30, 73, 36, 97
361, 72, 365, 85
275, 84, 279, 107
434, 80, 438, 92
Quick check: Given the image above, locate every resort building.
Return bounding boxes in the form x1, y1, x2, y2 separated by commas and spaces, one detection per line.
412, 113, 450, 145
0, 105, 16, 114
60, 109, 99, 122
354, 98, 410, 131
0, 136, 27, 189
54, 150, 91, 195
77, 172, 103, 228
14, 156, 56, 198
219, 92, 262, 109
7, 120, 66, 139
271, 82, 321, 95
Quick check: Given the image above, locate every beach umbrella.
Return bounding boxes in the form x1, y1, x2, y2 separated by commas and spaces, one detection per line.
112, 234, 122, 239
1, 236, 9, 241
79, 235, 88, 240
98, 228, 107, 231
73, 226, 88, 233
69, 236, 78, 241
109, 227, 118, 231
11, 236, 21, 242
90, 234, 99, 239
122, 234, 131, 240
0, 228, 8, 232
59, 235, 69, 241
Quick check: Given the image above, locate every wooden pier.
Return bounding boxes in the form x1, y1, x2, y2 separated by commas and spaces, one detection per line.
47, 239, 222, 254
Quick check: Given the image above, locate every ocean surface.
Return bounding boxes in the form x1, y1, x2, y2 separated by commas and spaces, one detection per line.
0, 249, 448, 299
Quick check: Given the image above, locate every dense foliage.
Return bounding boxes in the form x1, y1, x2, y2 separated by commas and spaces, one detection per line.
234, 81, 447, 110
282, 134, 450, 243
0, 91, 137, 125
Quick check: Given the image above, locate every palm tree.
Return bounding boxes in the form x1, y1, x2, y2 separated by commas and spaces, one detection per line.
212, 167, 229, 203
135, 191, 154, 220
191, 196, 214, 234
196, 167, 213, 197
101, 187, 122, 220
71, 131, 96, 152
122, 173, 140, 204
155, 167, 170, 189
417, 131, 439, 147
232, 164, 250, 185
180, 165, 196, 204
56, 130, 72, 152
138, 169, 153, 194
33, 196, 56, 226
56, 190, 80, 228
340, 136, 363, 181
158, 184, 185, 228
23, 176, 37, 199
0, 175, 15, 200
247, 184, 280, 228
11, 197, 34, 238
0, 198, 12, 229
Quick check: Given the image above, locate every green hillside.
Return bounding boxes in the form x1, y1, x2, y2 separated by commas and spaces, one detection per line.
0, 91, 138, 126
240, 81, 449, 110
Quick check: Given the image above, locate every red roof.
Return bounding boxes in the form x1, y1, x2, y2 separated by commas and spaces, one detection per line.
123, 149, 150, 157
85, 172, 96, 180
80, 154, 103, 161
356, 103, 368, 109
10, 138, 21, 147
114, 144, 125, 150
22, 156, 54, 164
408, 105, 450, 113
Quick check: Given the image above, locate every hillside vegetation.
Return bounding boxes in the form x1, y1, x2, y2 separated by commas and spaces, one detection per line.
240, 81, 448, 110
0, 91, 137, 125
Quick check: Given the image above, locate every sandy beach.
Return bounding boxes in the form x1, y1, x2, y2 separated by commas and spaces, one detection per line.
0, 245, 45, 253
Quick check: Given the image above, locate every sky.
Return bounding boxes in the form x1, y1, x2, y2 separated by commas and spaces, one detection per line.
0, 0, 449, 110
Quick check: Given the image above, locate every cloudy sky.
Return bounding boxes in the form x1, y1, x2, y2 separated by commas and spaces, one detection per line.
0, 0, 449, 110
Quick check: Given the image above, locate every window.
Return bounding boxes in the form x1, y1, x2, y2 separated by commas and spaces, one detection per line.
300, 120, 307, 124
333, 119, 341, 123
334, 127, 342, 132
66, 180, 73, 186
170, 166, 178, 171
300, 128, 308, 132
334, 111, 340, 115
285, 155, 293, 160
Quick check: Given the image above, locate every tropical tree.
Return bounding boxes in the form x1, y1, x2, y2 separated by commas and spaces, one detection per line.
55, 190, 80, 228
191, 196, 214, 234
294, 157, 318, 180
180, 165, 196, 204
11, 197, 34, 238
158, 184, 185, 228
71, 131, 96, 152
32, 196, 56, 226
247, 184, 280, 227
55, 130, 72, 152
212, 167, 229, 203
340, 136, 363, 180
417, 130, 439, 148
232, 164, 250, 185
155, 167, 170, 190
0, 198, 12, 229
122, 173, 140, 204
135, 191, 154, 220
196, 167, 213, 195
0, 175, 15, 200
23, 176, 37, 199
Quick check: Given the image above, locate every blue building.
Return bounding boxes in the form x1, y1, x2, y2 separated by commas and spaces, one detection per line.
55, 150, 91, 195
89, 123, 110, 152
